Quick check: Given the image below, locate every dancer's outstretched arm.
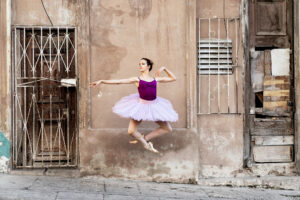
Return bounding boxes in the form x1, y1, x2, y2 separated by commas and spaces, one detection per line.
90, 77, 139, 87
155, 67, 176, 82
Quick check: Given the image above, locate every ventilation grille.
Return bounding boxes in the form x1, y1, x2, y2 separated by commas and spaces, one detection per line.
198, 39, 233, 75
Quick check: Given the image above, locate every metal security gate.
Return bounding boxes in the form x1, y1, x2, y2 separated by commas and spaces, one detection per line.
12, 27, 78, 168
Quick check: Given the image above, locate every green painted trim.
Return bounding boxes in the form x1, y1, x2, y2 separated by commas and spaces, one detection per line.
0, 132, 10, 158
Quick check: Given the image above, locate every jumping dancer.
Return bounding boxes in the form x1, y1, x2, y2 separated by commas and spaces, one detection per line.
90, 58, 178, 153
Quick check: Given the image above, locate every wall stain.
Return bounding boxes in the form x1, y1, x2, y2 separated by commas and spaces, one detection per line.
156, 0, 170, 51
128, 0, 152, 19
90, 0, 127, 80
81, 130, 194, 177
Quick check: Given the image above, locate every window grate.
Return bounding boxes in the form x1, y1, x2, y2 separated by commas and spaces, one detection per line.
197, 17, 241, 114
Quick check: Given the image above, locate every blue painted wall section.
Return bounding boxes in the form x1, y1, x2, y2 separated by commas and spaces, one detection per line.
0, 131, 10, 158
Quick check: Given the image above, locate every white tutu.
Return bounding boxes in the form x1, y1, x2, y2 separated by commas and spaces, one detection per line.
112, 93, 178, 122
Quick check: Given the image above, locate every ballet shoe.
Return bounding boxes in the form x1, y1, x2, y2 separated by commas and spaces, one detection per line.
143, 142, 159, 153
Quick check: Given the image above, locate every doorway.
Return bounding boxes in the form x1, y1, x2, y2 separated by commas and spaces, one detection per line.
11, 27, 78, 168
247, 0, 294, 165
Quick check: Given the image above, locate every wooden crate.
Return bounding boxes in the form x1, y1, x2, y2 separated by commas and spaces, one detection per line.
263, 76, 290, 115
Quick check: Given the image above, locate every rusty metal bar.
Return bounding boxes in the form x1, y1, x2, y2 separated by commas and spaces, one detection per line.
32, 28, 35, 77
218, 18, 221, 113
235, 18, 239, 113
30, 30, 36, 165
49, 28, 53, 165
58, 28, 60, 73
41, 27, 44, 167
67, 28, 69, 75
226, 18, 230, 113
66, 28, 70, 165
75, 28, 78, 166
198, 17, 239, 20
23, 28, 25, 77
13, 27, 17, 165
23, 30, 27, 167
58, 29, 61, 165
32, 91, 36, 163
198, 18, 201, 114
15, 165, 77, 169
59, 110, 61, 165
40, 27, 43, 80
50, 93, 53, 165
208, 18, 211, 114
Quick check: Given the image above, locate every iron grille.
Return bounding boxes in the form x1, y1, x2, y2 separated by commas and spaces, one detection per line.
197, 17, 241, 114
12, 27, 78, 168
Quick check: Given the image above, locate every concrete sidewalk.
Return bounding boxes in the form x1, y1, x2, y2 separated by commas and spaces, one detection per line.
1, 174, 300, 200
197, 176, 300, 190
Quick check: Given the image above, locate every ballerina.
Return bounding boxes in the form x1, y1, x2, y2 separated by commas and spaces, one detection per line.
89, 58, 178, 153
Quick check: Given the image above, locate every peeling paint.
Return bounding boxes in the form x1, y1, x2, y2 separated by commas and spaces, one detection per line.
0, 132, 10, 173
128, 0, 152, 19
0, 132, 10, 159
0, 156, 9, 173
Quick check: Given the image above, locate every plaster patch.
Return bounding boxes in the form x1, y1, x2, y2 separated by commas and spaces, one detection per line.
199, 165, 243, 178
271, 48, 290, 76
0, 156, 9, 173
57, 6, 74, 24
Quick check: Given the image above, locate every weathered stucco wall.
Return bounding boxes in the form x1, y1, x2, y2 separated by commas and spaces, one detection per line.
89, 0, 186, 129
11, 0, 198, 182
12, 0, 76, 25
82, 0, 197, 182
198, 115, 243, 177
5, 0, 300, 181
197, 0, 244, 177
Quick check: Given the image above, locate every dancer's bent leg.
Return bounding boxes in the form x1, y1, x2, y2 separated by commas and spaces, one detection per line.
128, 118, 141, 144
127, 118, 158, 153
145, 121, 172, 141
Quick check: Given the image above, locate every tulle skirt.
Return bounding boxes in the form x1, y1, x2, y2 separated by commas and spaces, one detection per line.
112, 93, 178, 122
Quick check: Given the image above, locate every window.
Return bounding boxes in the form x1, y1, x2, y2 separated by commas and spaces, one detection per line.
197, 18, 241, 114
198, 39, 233, 75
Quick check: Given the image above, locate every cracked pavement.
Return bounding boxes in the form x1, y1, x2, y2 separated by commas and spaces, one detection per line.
1, 174, 300, 199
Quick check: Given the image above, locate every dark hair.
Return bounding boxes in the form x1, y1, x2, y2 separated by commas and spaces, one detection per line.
141, 58, 153, 71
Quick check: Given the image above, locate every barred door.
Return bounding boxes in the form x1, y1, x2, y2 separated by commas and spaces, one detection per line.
12, 27, 78, 168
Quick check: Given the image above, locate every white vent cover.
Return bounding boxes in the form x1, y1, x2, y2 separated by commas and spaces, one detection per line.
198, 39, 233, 75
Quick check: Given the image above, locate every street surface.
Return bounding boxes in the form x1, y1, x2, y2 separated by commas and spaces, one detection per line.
1, 174, 300, 199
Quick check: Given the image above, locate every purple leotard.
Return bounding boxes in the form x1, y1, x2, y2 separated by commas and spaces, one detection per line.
138, 79, 157, 101
112, 77, 178, 122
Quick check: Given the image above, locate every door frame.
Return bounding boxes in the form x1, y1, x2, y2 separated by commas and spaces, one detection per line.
293, 0, 300, 173
243, 0, 300, 170
10, 26, 79, 169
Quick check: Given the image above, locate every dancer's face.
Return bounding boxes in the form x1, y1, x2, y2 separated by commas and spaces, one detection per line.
139, 59, 150, 72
